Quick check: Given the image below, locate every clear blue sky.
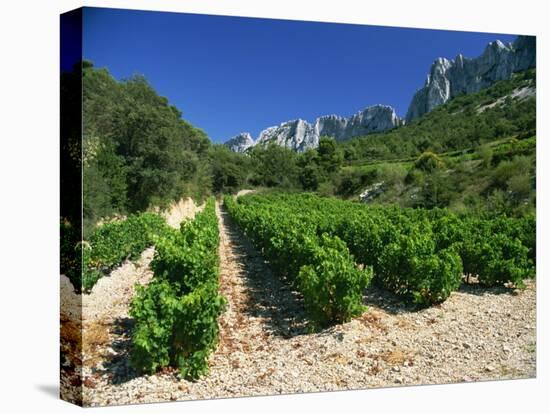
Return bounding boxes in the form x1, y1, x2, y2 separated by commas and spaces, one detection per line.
82, 7, 518, 143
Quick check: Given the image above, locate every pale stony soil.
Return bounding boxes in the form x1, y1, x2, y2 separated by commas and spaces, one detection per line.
79, 202, 536, 407
60, 198, 201, 404
236, 189, 256, 198
477, 85, 536, 113
159, 197, 202, 229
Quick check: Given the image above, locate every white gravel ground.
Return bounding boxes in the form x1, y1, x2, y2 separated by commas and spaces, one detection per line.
74, 202, 536, 407
60, 198, 202, 405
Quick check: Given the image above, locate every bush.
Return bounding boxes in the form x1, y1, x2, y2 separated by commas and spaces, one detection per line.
297, 234, 373, 327
151, 206, 219, 294
414, 151, 445, 172
378, 225, 462, 306
131, 279, 226, 379
225, 195, 372, 328
81, 212, 169, 291
130, 279, 179, 374
130, 198, 226, 380
462, 233, 534, 287
492, 156, 532, 188
172, 282, 226, 379
377, 163, 407, 185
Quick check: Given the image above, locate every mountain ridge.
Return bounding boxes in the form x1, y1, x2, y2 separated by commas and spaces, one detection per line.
224, 35, 535, 153
406, 35, 535, 121
226, 104, 403, 153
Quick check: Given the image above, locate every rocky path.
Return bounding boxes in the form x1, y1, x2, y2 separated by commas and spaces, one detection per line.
80, 200, 536, 406
60, 198, 201, 405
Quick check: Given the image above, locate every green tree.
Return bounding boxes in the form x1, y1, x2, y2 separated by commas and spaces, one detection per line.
79, 62, 212, 226
249, 144, 299, 188
318, 136, 343, 173
208, 145, 249, 194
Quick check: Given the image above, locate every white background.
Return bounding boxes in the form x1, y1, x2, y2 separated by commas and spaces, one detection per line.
0, 0, 547, 412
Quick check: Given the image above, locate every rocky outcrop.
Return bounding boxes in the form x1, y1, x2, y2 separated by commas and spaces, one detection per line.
224, 132, 255, 153
225, 35, 535, 152
406, 35, 536, 121
255, 119, 319, 152
359, 182, 385, 202
226, 105, 402, 153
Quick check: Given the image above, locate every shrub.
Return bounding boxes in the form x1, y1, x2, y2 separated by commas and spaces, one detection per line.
378, 232, 462, 306
172, 282, 226, 379
296, 234, 373, 327
414, 151, 445, 172
462, 233, 533, 287
82, 212, 169, 291
130, 279, 179, 374
130, 198, 225, 380
225, 195, 372, 328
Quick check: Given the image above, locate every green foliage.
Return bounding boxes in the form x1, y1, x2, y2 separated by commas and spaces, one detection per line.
339, 69, 536, 163
171, 282, 226, 379
130, 199, 226, 380
89, 213, 168, 269
151, 202, 220, 294
130, 279, 179, 373
78, 62, 211, 227
208, 145, 250, 194
248, 144, 299, 188
414, 151, 445, 172
230, 192, 535, 306
224, 195, 371, 328
297, 235, 372, 326
318, 137, 344, 173
461, 219, 535, 287
478, 144, 493, 168
376, 163, 408, 185
492, 156, 531, 188
335, 169, 376, 197
80, 213, 169, 291
82, 245, 102, 292
418, 171, 454, 209
378, 230, 462, 305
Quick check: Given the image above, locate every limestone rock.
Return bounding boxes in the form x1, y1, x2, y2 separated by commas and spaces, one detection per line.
406, 35, 536, 121
224, 132, 255, 153
225, 105, 402, 153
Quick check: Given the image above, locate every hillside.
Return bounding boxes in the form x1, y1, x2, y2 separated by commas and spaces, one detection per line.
339, 68, 535, 163
406, 35, 535, 121
79, 61, 212, 234
223, 35, 535, 153
60, 18, 537, 407
70, 61, 536, 232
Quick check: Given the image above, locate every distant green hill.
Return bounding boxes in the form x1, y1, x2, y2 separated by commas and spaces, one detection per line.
339, 69, 536, 164
67, 62, 536, 228
328, 69, 536, 216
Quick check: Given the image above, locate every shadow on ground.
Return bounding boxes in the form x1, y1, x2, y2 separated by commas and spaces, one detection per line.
362, 278, 518, 315
219, 206, 311, 338
362, 283, 424, 315
458, 282, 518, 296
94, 317, 142, 385
35, 384, 59, 399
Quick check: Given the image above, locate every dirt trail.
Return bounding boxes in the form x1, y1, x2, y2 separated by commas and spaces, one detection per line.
61, 198, 202, 404
81, 200, 536, 406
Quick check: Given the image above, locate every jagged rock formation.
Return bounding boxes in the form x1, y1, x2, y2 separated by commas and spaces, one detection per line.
224, 132, 255, 153
406, 35, 536, 121
226, 105, 402, 153
225, 35, 535, 152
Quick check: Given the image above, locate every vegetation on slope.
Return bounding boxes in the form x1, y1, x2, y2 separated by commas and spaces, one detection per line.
340, 69, 536, 162
81, 61, 211, 235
